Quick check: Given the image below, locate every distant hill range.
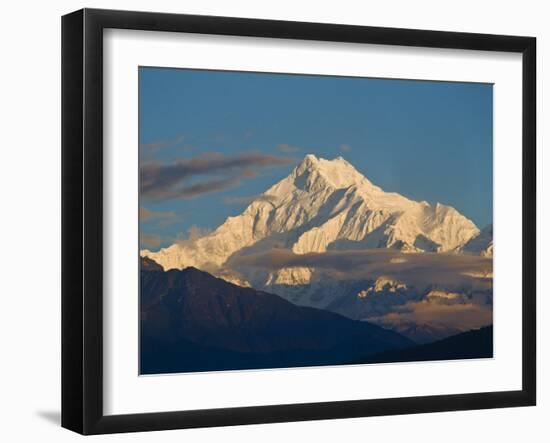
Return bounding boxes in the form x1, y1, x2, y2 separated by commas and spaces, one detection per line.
358, 325, 493, 364
140, 258, 492, 374
140, 258, 412, 374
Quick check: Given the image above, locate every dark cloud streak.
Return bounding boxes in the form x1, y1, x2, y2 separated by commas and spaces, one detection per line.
140, 135, 185, 152
139, 207, 177, 221
177, 177, 241, 198
141, 152, 293, 201
140, 233, 161, 249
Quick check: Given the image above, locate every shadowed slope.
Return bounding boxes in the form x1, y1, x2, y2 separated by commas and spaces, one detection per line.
140, 260, 412, 374
357, 326, 493, 364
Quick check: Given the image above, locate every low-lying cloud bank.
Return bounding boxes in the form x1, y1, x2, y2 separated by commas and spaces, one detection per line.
370, 299, 493, 332
231, 248, 493, 291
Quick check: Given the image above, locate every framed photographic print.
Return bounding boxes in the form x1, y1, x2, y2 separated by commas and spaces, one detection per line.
61, 8, 536, 435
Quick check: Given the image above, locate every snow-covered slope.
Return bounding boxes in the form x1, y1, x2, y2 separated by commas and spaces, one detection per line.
457, 224, 493, 257
142, 154, 481, 275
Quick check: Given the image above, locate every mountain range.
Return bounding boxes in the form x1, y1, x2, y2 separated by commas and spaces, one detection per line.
140, 258, 412, 374
140, 257, 492, 373
358, 325, 493, 364
141, 155, 493, 346
143, 155, 487, 272
459, 224, 493, 257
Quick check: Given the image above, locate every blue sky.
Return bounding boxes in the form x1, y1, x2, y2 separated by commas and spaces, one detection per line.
139, 67, 493, 250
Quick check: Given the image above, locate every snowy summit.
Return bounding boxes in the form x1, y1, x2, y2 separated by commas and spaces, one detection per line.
142, 154, 482, 273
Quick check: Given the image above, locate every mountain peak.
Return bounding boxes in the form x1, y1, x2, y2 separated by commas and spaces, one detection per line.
142, 155, 482, 273
295, 154, 320, 172
293, 154, 372, 190
141, 256, 164, 272
297, 154, 350, 169
303, 153, 318, 162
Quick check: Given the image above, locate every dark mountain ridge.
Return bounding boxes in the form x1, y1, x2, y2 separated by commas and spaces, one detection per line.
140, 261, 412, 374
358, 325, 493, 364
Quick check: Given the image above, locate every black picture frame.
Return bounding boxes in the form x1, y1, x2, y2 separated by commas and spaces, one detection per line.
62, 8, 536, 435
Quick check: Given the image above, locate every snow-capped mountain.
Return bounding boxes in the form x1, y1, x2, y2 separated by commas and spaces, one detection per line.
142, 154, 481, 275
457, 224, 493, 257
